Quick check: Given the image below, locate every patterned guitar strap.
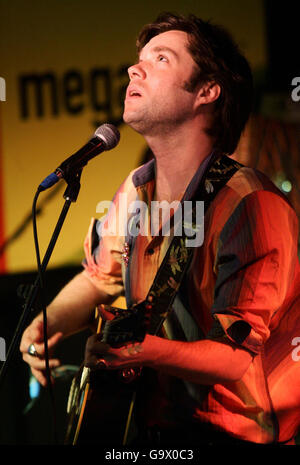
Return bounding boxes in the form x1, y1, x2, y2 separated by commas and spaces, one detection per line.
126, 153, 243, 336
120, 153, 243, 445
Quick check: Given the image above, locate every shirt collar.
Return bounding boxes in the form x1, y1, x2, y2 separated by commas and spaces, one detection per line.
132, 150, 217, 201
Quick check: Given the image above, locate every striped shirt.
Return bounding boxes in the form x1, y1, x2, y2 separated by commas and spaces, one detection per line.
83, 155, 300, 444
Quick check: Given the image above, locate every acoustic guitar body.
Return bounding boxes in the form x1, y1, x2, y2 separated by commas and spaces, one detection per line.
65, 368, 140, 445
64, 303, 147, 445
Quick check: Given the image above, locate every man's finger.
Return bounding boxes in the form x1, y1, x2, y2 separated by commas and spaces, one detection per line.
97, 305, 115, 321
31, 367, 47, 387
23, 353, 61, 369
29, 331, 63, 356
30, 367, 55, 387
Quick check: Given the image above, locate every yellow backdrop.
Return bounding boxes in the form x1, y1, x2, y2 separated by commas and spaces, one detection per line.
0, 0, 267, 272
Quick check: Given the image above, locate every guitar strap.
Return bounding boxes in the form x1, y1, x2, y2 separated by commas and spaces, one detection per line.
132, 153, 243, 336
120, 153, 243, 445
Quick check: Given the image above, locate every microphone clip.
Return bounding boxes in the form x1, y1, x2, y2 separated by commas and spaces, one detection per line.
62, 168, 83, 203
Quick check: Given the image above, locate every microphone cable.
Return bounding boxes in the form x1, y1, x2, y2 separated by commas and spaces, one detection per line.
32, 188, 58, 445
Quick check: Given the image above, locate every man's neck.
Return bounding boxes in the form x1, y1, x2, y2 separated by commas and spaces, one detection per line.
145, 127, 214, 202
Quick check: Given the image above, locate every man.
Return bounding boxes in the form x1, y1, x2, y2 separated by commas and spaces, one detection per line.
20, 13, 300, 445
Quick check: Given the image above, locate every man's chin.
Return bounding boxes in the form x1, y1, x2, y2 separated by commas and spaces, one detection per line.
123, 113, 145, 134
123, 110, 137, 125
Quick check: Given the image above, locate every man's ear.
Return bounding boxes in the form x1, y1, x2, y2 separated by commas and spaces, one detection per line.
195, 81, 221, 107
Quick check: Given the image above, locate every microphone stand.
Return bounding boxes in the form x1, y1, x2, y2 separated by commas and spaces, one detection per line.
0, 169, 82, 389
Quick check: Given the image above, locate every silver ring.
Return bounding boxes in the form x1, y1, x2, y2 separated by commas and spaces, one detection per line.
27, 343, 38, 357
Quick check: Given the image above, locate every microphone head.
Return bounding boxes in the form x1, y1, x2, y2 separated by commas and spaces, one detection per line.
94, 124, 120, 150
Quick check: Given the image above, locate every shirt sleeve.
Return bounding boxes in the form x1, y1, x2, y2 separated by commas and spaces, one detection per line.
82, 187, 127, 298
211, 189, 299, 354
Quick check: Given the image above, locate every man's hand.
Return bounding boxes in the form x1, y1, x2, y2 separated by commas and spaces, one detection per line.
84, 333, 145, 370
20, 318, 63, 386
84, 331, 253, 385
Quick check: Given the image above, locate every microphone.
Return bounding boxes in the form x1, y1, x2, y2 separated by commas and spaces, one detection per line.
38, 124, 120, 191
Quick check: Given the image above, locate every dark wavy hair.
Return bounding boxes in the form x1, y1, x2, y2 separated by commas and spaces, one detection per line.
136, 12, 253, 155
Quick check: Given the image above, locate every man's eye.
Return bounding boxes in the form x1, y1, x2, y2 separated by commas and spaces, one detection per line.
158, 55, 168, 62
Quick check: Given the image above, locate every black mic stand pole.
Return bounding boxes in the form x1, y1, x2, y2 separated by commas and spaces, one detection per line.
0, 170, 82, 389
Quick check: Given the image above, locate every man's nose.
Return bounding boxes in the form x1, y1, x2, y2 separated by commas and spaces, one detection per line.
128, 62, 146, 80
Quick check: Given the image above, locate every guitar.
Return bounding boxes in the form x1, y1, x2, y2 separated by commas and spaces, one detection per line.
64, 301, 150, 445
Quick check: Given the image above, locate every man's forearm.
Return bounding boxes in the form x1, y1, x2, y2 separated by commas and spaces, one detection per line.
87, 331, 254, 385
36, 270, 115, 338
142, 334, 254, 385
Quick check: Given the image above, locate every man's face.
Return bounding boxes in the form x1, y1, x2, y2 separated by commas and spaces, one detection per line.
123, 30, 200, 136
